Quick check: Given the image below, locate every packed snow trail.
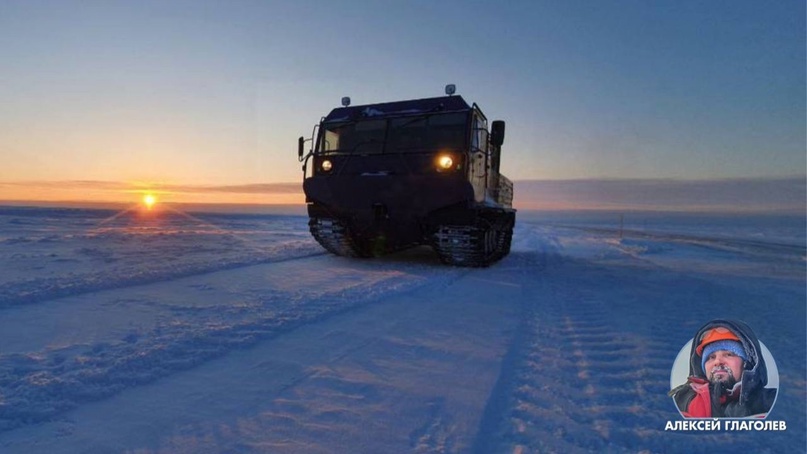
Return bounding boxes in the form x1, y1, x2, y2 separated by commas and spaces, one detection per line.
0, 208, 803, 452
474, 222, 805, 453
0, 251, 478, 434
0, 248, 524, 453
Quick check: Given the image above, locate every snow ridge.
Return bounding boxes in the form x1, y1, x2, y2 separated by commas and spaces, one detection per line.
0, 239, 323, 308
0, 262, 465, 432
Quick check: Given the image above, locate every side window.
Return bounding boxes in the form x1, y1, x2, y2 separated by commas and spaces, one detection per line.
319, 122, 350, 152
322, 129, 340, 151
469, 114, 488, 202
472, 115, 488, 153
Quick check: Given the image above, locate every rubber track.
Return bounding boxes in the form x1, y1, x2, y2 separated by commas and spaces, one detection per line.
432, 223, 512, 267
309, 218, 368, 258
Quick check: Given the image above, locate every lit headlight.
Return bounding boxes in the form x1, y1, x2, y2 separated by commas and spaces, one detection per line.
321, 159, 333, 172
437, 155, 454, 171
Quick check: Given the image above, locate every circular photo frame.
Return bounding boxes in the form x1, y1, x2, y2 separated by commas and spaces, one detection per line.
670, 338, 779, 419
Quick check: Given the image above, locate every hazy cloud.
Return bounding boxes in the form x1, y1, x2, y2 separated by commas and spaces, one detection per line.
515, 177, 806, 213
0, 180, 302, 195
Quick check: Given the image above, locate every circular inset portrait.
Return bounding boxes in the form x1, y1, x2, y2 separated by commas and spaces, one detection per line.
669, 319, 778, 419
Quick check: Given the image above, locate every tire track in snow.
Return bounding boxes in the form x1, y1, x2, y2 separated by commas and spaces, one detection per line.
478, 260, 679, 454
473, 223, 676, 453
0, 257, 470, 434
474, 223, 800, 453
501, 274, 795, 453
409, 397, 456, 454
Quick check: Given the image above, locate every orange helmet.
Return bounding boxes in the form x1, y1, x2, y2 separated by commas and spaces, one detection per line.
696, 326, 741, 356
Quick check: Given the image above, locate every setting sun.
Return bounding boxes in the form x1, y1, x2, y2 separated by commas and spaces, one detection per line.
143, 194, 157, 210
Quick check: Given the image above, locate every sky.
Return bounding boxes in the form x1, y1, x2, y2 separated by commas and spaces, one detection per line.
0, 0, 804, 207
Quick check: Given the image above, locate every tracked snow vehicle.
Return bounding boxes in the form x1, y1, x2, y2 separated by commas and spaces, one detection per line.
297, 85, 515, 267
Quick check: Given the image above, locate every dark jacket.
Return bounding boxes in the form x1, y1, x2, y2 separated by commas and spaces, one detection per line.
670, 319, 777, 418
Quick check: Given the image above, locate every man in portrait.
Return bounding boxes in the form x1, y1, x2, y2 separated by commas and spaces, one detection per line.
670, 319, 777, 418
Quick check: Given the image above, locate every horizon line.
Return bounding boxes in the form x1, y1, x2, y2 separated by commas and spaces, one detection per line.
0, 199, 802, 216
0, 176, 803, 215
1, 174, 804, 187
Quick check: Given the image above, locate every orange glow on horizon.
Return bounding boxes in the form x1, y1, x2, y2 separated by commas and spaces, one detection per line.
0, 181, 305, 207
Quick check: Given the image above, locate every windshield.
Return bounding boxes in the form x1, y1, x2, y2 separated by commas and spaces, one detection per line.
317, 112, 468, 154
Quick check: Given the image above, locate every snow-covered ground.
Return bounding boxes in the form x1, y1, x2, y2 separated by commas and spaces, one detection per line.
0, 206, 803, 453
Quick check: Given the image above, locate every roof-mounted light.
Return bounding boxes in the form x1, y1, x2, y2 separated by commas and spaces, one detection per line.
341, 97, 351, 107
445, 84, 456, 96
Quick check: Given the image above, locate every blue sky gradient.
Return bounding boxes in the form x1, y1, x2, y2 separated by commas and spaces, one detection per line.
0, 0, 804, 204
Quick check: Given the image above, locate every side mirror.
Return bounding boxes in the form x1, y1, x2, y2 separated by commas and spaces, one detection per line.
490, 120, 505, 147
298, 136, 305, 159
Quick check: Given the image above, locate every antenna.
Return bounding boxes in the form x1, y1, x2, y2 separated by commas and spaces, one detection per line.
445, 84, 456, 96
341, 97, 351, 107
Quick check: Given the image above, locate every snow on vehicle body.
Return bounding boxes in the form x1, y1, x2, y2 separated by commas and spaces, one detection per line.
297, 85, 515, 267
